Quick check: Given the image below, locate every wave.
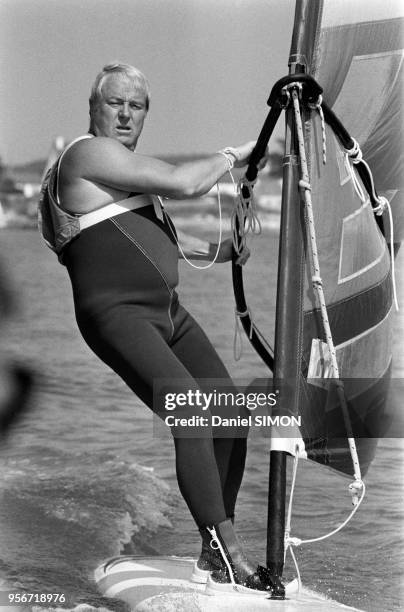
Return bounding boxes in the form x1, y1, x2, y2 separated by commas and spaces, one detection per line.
0, 449, 178, 608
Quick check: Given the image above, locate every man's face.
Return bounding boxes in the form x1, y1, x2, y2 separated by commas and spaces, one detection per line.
91, 73, 148, 150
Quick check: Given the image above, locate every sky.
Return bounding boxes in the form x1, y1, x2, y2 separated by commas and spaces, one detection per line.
0, 0, 295, 165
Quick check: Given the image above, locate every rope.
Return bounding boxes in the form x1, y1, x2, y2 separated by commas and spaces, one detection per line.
308, 94, 326, 164
344, 140, 366, 203
385, 197, 399, 311
166, 182, 223, 270
230, 173, 262, 360
292, 88, 362, 485
374, 193, 399, 310
284, 445, 366, 593
288, 545, 302, 592
253, 324, 275, 354
284, 444, 300, 563
285, 481, 366, 549
345, 140, 399, 310
266, 83, 399, 593
231, 176, 261, 255
277, 90, 366, 586
233, 307, 253, 361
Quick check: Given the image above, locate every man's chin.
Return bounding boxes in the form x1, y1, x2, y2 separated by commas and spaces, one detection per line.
115, 133, 136, 149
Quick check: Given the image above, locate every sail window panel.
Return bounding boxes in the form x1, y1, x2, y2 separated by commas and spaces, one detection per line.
306, 312, 393, 381
332, 50, 403, 145
314, 18, 403, 107
335, 307, 393, 379
338, 201, 386, 283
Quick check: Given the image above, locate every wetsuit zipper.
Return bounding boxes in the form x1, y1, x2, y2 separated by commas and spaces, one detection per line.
111, 217, 176, 339
167, 292, 175, 341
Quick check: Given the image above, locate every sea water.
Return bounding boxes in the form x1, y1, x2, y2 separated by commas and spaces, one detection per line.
0, 226, 403, 612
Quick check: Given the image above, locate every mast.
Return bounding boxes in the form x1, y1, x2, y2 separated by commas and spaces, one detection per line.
266, 94, 303, 594
266, 0, 322, 595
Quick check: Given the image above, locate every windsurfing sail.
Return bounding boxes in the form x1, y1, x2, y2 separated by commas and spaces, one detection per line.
232, 0, 403, 591
283, 0, 403, 477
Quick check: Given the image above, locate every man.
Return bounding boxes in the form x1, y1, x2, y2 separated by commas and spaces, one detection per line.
40, 63, 273, 595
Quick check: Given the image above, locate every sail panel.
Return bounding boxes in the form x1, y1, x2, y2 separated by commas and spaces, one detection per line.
304, 121, 391, 307
311, 1, 404, 241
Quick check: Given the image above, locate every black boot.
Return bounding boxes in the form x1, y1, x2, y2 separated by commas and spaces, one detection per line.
204, 519, 275, 596
191, 526, 225, 583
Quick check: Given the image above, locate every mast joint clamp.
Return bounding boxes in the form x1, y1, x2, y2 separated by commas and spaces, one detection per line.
267, 74, 323, 109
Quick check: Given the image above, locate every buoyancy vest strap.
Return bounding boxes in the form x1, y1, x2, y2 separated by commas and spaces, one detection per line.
79, 194, 164, 230
55, 133, 165, 229
56, 134, 94, 204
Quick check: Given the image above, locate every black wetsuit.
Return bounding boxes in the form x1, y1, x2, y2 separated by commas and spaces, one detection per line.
64, 203, 247, 527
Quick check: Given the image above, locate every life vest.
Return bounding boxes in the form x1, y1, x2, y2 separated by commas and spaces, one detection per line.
38, 160, 81, 263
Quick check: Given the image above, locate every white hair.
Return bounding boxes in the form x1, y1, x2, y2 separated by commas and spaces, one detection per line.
89, 63, 150, 114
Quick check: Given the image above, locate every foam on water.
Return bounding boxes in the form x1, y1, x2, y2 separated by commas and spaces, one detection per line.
0, 449, 177, 609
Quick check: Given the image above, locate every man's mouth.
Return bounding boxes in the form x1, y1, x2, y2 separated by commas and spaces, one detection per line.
116, 125, 131, 132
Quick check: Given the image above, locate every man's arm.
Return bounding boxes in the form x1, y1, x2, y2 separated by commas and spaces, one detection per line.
62, 137, 257, 201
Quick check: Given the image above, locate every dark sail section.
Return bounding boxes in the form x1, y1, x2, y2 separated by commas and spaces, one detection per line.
284, 0, 402, 476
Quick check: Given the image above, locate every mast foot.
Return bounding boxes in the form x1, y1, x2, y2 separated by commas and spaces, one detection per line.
258, 566, 286, 599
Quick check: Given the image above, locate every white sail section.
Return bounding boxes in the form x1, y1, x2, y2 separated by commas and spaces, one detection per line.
321, 0, 403, 27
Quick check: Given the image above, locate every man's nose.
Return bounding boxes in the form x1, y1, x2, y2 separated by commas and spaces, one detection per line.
118, 102, 130, 118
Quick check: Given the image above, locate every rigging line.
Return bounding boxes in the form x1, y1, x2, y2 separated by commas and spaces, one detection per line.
321, 101, 385, 235
233, 312, 275, 363
164, 183, 223, 270
385, 197, 399, 311
345, 139, 399, 311
308, 94, 326, 164
230, 172, 269, 362
286, 481, 366, 548
284, 444, 299, 563
233, 307, 253, 362
290, 87, 363, 486
284, 452, 366, 584
284, 446, 366, 584
231, 177, 261, 255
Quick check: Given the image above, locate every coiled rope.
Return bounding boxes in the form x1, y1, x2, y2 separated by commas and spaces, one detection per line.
231, 174, 262, 359
231, 176, 261, 254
